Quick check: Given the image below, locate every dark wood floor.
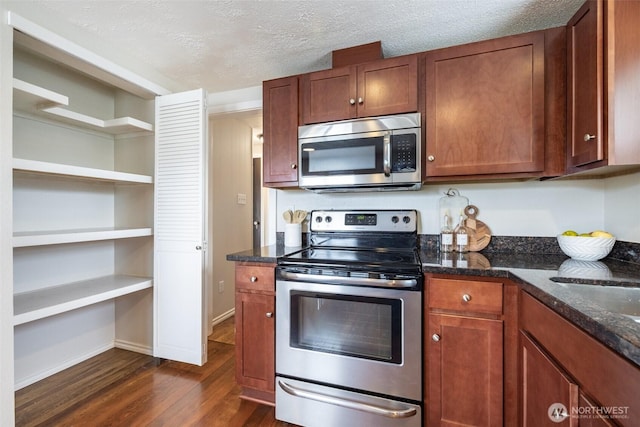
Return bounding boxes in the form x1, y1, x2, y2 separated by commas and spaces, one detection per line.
15, 316, 289, 426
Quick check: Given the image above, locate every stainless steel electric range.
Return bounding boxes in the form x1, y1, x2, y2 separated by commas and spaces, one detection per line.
275, 209, 423, 427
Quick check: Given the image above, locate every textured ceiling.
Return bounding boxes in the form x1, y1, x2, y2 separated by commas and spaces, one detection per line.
7, 0, 585, 95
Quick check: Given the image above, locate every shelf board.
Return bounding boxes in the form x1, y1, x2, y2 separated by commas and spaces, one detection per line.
13, 158, 153, 184
13, 78, 69, 112
13, 227, 153, 248
39, 106, 154, 134
14, 275, 153, 326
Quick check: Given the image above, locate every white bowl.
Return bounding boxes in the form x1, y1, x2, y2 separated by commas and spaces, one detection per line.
557, 259, 612, 279
556, 235, 616, 261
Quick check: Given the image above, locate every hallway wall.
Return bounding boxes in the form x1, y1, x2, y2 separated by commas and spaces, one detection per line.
209, 116, 253, 323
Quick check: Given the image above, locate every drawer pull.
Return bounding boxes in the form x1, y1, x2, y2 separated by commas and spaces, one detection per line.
462, 294, 472, 302
432, 333, 441, 342
250, 276, 258, 282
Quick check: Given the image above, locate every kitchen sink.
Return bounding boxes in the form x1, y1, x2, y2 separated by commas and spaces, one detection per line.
552, 281, 640, 323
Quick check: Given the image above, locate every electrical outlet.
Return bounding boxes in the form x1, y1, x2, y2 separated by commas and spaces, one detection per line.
218, 280, 224, 293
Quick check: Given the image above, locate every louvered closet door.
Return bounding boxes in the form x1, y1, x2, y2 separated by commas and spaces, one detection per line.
154, 89, 208, 365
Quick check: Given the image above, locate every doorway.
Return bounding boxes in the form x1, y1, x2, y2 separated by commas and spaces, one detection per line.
208, 110, 264, 325
253, 157, 262, 248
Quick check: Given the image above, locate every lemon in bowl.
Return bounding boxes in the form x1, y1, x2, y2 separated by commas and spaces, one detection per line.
557, 231, 616, 261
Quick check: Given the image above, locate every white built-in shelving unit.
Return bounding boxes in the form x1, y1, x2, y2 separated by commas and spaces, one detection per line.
14, 275, 153, 326
13, 158, 153, 183
9, 14, 164, 390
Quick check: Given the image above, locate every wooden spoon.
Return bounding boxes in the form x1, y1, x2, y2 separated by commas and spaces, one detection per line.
294, 210, 307, 224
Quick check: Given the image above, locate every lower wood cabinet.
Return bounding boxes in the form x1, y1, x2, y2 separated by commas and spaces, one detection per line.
520, 291, 639, 426
428, 313, 503, 426
425, 275, 519, 426
234, 262, 276, 405
521, 331, 578, 426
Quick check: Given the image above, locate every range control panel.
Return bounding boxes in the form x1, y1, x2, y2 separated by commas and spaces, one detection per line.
310, 210, 417, 233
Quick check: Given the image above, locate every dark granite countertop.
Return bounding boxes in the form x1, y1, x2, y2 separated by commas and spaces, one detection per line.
227, 237, 640, 368
421, 251, 640, 368
226, 244, 294, 264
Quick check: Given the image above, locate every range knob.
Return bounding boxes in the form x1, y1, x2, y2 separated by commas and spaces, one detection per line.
325, 216, 332, 223
403, 216, 411, 224
391, 216, 399, 223
315, 216, 323, 223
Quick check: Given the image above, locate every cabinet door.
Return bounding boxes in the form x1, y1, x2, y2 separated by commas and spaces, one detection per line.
425, 31, 545, 177
357, 55, 418, 118
235, 291, 275, 394
154, 89, 208, 366
263, 76, 299, 187
567, 0, 604, 167
428, 314, 503, 427
579, 393, 616, 427
301, 66, 357, 124
521, 332, 579, 426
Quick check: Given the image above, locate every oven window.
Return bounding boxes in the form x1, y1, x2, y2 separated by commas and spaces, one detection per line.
301, 136, 384, 176
290, 292, 402, 364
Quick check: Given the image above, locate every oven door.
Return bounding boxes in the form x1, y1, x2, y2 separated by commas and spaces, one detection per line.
275, 277, 422, 402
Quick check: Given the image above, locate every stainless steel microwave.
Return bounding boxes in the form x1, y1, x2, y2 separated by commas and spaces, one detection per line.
298, 113, 421, 192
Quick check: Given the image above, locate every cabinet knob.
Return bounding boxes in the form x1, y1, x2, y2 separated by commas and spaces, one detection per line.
428, 155, 435, 162
432, 333, 441, 342
583, 133, 596, 142
358, 97, 364, 105
266, 312, 273, 318
462, 294, 472, 302
291, 163, 297, 170
195, 245, 202, 250
250, 276, 258, 282
349, 98, 356, 105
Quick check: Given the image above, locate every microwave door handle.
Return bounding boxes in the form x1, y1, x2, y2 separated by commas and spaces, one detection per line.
383, 133, 391, 177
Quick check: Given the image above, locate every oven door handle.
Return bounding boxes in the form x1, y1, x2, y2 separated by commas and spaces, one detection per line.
278, 380, 417, 419
279, 271, 417, 288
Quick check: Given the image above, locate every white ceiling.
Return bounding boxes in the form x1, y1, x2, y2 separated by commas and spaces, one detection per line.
8, 0, 585, 96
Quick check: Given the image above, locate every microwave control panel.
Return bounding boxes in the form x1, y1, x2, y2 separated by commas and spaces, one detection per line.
391, 134, 417, 172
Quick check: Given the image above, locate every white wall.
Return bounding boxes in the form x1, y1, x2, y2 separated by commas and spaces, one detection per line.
275, 172, 640, 244
604, 172, 640, 243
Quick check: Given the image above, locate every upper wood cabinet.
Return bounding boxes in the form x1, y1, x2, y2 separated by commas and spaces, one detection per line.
300, 55, 418, 124
566, 0, 640, 175
424, 28, 566, 180
262, 76, 299, 187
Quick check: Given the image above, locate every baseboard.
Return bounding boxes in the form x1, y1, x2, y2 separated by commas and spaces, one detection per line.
211, 308, 235, 329
14, 343, 113, 391
114, 339, 153, 356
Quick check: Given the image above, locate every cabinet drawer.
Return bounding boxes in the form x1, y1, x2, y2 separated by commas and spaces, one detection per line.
235, 263, 275, 292
428, 278, 503, 314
